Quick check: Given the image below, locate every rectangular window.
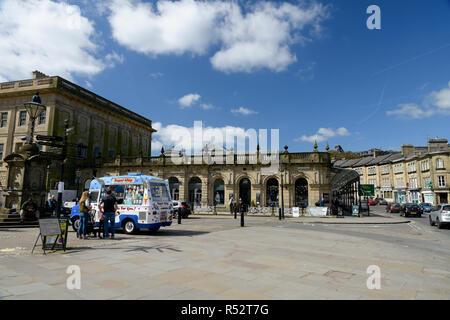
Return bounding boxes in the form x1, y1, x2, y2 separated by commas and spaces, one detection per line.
18, 111, 26, 126
438, 176, 446, 187
1, 113, 7, 127
421, 160, 429, 171
0, 144, 3, 160
38, 110, 46, 125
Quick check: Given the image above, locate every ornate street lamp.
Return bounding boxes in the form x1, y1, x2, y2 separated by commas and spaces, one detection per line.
24, 91, 46, 144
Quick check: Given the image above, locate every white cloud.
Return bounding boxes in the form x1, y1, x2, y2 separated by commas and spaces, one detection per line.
152, 122, 259, 154
200, 103, 214, 110
386, 103, 435, 119
109, 0, 225, 56
387, 81, 450, 119
0, 0, 107, 81
108, 0, 329, 73
231, 106, 258, 116
178, 93, 201, 108
105, 51, 125, 68
295, 127, 350, 143
211, 1, 328, 73
429, 81, 450, 109
150, 72, 164, 79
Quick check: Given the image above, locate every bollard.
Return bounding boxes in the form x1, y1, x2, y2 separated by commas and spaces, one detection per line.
234, 209, 237, 219
177, 210, 182, 224
241, 210, 244, 227
279, 208, 282, 220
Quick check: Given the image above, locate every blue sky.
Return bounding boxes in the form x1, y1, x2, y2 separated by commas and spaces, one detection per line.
1, 0, 449, 155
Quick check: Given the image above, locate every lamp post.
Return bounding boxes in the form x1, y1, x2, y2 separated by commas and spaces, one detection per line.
280, 162, 286, 219
24, 91, 46, 144
75, 168, 81, 202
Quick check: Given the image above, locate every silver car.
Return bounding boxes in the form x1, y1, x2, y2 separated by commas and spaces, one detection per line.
429, 204, 450, 229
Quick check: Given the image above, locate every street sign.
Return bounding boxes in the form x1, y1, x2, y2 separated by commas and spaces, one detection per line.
39, 151, 64, 160
359, 184, 375, 196
37, 141, 63, 148
36, 135, 63, 142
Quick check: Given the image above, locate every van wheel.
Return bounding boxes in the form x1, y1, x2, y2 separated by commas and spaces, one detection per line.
429, 216, 435, 226
72, 217, 80, 232
123, 220, 137, 234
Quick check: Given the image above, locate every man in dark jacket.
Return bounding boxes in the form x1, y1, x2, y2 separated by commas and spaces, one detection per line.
99, 189, 119, 239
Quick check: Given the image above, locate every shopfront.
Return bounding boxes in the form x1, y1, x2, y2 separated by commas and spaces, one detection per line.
395, 190, 407, 204
421, 191, 434, 204
408, 190, 420, 204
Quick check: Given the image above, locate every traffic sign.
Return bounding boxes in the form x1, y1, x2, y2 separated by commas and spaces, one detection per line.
36, 135, 63, 142
359, 184, 375, 196
39, 151, 64, 160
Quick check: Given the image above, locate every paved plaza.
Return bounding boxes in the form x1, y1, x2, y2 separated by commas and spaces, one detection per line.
0, 207, 449, 300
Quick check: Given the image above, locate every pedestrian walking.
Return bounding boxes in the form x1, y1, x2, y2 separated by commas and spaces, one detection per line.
78, 191, 91, 239
99, 188, 119, 239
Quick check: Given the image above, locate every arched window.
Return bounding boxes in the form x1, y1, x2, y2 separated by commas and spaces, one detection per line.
295, 178, 308, 208
266, 178, 279, 207
188, 177, 202, 207
169, 177, 180, 200
239, 178, 251, 206
213, 179, 225, 205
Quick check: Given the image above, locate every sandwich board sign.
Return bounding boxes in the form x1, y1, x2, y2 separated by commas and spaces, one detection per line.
32, 218, 69, 254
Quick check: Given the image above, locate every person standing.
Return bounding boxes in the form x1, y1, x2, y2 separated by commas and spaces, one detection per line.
99, 188, 119, 239
229, 195, 234, 215
78, 191, 90, 239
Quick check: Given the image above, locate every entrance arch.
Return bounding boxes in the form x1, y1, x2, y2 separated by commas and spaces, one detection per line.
295, 178, 308, 207
168, 177, 180, 200
239, 178, 251, 207
266, 178, 279, 207
188, 177, 202, 207
213, 178, 225, 205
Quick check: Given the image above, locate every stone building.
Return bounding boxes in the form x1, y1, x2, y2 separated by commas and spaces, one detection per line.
83, 145, 334, 212
334, 138, 450, 205
0, 71, 156, 193
0, 71, 355, 212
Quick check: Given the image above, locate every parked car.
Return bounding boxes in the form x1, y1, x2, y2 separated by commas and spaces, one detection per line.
419, 203, 433, 213
172, 201, 182, 217
400, 203, 422, 217
379, 199, 388, 205
429, 204, 450, 229
386, 203, 401, 213
368, 198, 378, 206
173, 201, 191, 218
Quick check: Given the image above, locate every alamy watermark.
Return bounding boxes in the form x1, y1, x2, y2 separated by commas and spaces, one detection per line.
66, 265, 81, 290
366, 265, 381, 290
164, 121, 280, 170
366, 5, 381, 30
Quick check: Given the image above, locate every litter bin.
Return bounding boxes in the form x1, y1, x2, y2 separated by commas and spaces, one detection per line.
352, 205, 360, 217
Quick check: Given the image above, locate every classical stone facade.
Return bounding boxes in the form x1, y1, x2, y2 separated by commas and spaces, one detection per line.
334, 139, 450, 205
82, 148, 333, 212
0, 71, 156, 192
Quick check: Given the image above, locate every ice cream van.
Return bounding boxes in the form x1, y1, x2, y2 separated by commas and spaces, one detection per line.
77, 173, 173, 234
